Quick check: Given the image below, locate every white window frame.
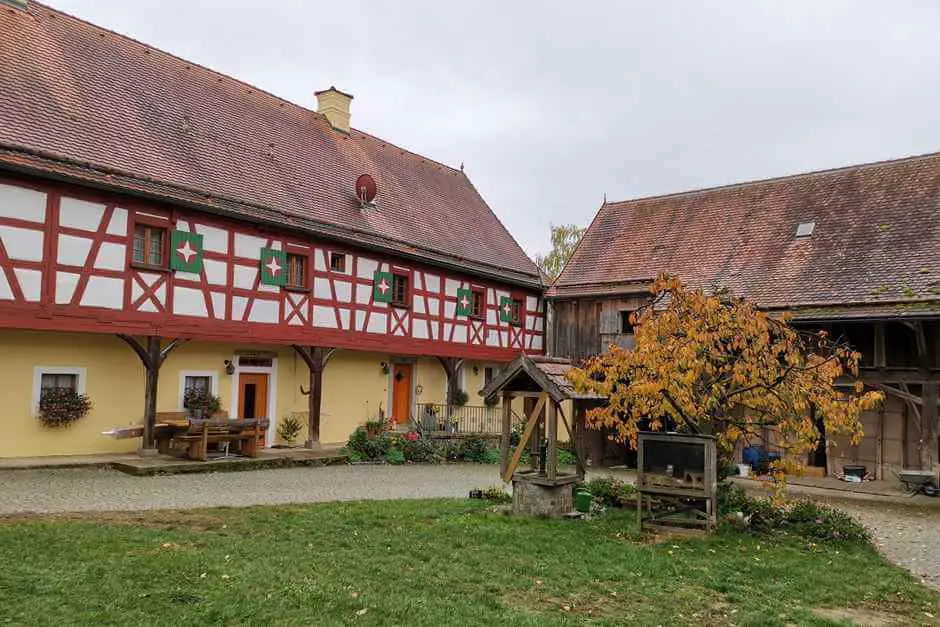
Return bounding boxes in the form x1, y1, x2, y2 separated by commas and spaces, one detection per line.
32, 366, 86, 414
178, 370, 220, 410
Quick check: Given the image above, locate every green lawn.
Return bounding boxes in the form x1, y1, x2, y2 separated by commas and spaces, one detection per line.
1, 500, 937, 626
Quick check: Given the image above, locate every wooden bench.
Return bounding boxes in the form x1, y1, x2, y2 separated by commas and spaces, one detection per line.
155, 412, 268, 461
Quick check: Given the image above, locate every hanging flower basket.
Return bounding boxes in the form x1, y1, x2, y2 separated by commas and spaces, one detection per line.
183, 388, 222, 419
37, 388, 92, 428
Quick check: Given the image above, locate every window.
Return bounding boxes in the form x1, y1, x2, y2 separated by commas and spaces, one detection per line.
470, 289, 486, 319
620, 310, 634, 334
484, 366, 497, 387
132, 223, 167, 267
285, 253, 307, 290
391, 273, 409, 307
330, 252, 346, 272
32, 367, 86, 412
178, 371, 218, 410
184, 375, 212, 393
510, 298, 523, 325
238, 355, 274, 368
41, 373, 77, 392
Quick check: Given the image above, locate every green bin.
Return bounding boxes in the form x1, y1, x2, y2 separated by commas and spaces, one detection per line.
574, 489, 592, 513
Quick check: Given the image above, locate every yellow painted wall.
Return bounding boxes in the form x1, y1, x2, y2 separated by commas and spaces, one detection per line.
0, 330, 515, 458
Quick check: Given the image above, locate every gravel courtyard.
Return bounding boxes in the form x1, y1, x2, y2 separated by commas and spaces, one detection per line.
3, 464, 940, 591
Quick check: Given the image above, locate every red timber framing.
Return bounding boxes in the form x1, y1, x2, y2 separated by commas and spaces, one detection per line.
0, 175, 546, 361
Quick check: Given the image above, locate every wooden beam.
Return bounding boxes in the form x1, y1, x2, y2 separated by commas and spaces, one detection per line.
117, 335, 183, 451
499, 391, 513, 476
557, 402, 586, 479
876, 404, 884, 481
292, 345, 334, 449
547, 401, 558, 481
873, 322, 886, 368
922, 383, 939, 470
858, 370, 940, 384
501, 393, 546, 483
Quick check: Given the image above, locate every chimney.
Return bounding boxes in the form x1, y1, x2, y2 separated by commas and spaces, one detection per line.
0, 0, 28, 10
315, 86, 353, 133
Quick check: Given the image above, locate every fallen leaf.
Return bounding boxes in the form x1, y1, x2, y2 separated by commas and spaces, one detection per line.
356, 609, 368, 617
221, 574, 230, 580
351, 592, 360, 599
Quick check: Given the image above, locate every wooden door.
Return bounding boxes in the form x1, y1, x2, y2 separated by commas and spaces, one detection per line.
391, 364, 413, 424
239, 373, 269, 444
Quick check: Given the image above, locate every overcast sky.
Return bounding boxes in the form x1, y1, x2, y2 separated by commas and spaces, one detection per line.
52, 0, 940, 259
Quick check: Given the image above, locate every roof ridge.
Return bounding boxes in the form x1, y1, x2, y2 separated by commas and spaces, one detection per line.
605, 149, 940, 208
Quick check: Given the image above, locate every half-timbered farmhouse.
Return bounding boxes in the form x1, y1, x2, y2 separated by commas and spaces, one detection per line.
0, 1, 544, 457
549, 153, 940, 479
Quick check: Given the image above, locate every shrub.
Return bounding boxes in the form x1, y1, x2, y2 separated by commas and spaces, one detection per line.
460, 436, 491, 462
578, 476, 635, 507
345, 426, 392, 461
482, 448, 500, 465
558, 449, 577, 466
385, 448, 406, 465
482, 487, 511, 504
401, 437, 441, 464
37, 388, 92, 428
717, 482, 870, 543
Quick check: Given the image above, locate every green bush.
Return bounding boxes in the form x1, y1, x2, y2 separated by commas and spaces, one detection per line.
482, 448, 500, 464
460, 436, 491, 462
401, 437, 441, 463
482, 487, 511, 504
558, 449, 577, 466
385, 448, 406, 465
717, 482, 870, 543
578, 476, 635, 507
344, 426, 392, 462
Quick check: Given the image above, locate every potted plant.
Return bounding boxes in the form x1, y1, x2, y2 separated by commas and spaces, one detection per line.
183, 387, 222, 419
277, 414, 304, 448
37, 388, 92, 428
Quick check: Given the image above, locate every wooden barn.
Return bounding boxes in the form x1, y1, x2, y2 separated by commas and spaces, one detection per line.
548, 153, 940, 478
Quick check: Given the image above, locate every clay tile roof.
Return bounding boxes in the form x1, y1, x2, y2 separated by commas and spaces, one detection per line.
554, 152, 940, 310
0, 2, 539, 286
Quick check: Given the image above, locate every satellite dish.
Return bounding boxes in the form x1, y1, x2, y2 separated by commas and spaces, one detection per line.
356, 174, 377, 205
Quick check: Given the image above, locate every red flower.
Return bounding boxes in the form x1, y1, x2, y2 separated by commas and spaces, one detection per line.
405, 431, 419, 442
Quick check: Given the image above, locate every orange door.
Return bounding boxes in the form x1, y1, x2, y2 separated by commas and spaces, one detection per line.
391, 364, 413, 424
239, 373, 269, 444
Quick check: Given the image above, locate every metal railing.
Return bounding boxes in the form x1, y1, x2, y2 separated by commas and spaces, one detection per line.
414, 403, 503, 434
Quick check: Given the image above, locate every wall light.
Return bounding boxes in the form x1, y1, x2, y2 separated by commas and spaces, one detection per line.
224, 360, 235, 375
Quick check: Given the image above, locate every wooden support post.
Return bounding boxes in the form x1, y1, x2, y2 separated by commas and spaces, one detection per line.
501, 393, 547, 483
499, 391, 513, 477
874, 322, 886, 369
530, 411, 541, 472
117, 334, 185, 453
547, 400, 558, 481
923, 383, 939, 471
293, 345, 336, 449
876, 404, 885, 480
436, 357, 465, 408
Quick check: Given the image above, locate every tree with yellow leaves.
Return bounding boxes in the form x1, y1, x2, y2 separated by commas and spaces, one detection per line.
567, 274, 883, 478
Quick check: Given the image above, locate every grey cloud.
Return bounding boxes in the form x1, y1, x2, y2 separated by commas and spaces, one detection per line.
52, 0, 940, 255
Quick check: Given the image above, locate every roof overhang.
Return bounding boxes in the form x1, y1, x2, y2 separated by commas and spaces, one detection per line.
480, 353, 605, 403
0, 145, 544, 291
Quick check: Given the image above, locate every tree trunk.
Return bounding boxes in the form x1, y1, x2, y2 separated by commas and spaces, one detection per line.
437, 357, 464, 407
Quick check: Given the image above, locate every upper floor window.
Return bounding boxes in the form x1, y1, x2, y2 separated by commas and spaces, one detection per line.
330, 252, 347, 273
620, 310, 634, 334
470, 289, 486, 319
510, 298, 523, 325
286, 253, 307, 290
391, 273, 409, 307
132, 224, 167, 267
